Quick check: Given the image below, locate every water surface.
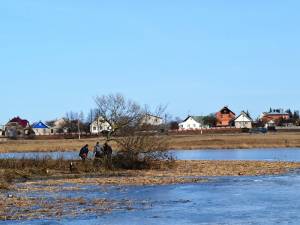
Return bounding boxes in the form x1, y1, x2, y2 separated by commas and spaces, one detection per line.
2, 148, 300, 161
2, 172, 300, 225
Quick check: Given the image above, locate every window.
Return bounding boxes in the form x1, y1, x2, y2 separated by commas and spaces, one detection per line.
93, 127, 96, 131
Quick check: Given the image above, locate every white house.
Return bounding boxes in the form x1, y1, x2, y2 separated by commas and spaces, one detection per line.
32, 121, 52, 136
90, 117, 112, 134
179, 116, 204, 130
234, 111, 253, 129
141, 114, 163, 126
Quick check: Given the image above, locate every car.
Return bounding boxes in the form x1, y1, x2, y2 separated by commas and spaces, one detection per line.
250, 127, 268, 134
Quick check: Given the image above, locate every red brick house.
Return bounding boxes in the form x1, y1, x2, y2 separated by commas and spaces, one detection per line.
260, 109, 290, 123
216, 106, 236, 127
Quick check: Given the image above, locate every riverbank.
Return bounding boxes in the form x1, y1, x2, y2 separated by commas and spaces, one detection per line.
23, 160, 300, 186
1, 160, 300, 188
1, 132, 300, 153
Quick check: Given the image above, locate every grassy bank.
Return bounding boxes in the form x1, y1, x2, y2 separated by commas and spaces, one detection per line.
1, 132, 300, 153
1, 158, 300, 189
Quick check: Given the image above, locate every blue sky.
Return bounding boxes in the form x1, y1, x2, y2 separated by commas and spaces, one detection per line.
1, 0, 300, 124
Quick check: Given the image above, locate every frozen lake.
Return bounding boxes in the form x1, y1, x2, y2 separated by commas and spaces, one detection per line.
2, 172, 300, 225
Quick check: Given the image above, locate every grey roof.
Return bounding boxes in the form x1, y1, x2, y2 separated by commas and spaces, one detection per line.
183, 116, 204, 123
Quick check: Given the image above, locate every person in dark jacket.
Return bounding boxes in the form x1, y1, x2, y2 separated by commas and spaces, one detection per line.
79, 144, 89, 161
103, 142, 112, 168
93, 142, 103, 158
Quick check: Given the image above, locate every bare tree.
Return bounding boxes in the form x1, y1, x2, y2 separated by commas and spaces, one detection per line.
94, 93, 143, 140
94, 93, 170, 169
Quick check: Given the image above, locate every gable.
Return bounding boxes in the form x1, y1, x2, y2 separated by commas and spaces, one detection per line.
235, 113, 252, 122
180, 116, 202, 125
32, 122, 49, 129
219, 106, 235, 116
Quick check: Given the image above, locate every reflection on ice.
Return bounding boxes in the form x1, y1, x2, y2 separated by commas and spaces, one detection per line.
2, 173, 300, 225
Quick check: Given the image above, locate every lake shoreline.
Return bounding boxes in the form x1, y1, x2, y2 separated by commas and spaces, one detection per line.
1, 160, 300, 189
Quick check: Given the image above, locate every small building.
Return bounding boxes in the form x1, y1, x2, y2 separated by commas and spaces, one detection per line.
32, 121, 52, 136
5, 116, 31, 138
179, 116, 204, 130
45, 118, 68, 134
52, 118, 68, 134
90, 117, 112, 135
216, 106, 236, 127
141, 114, 163, 126
234, 111, 253, 129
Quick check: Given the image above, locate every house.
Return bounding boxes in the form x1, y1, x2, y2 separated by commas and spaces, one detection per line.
260, 109, 290, 123
216, 106, 236, 127
32, 121, 52, 136
179, 116, 204, 130
45, 118, 68, 134
141, 114, 163, 126
90, 117, 112, 134
5, 116, 31, 138
234, 111, 253, 129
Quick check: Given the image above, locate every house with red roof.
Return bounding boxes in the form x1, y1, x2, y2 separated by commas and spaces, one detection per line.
216, 106, 236, 127
260, 109, 290, 124
5, 116, 32, 138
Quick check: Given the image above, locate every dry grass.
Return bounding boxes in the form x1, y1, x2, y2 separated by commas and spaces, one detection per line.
0, 195, 134, 220
1, 133, 300, 153
168, 132, 300, 150
1, 158, 299, 188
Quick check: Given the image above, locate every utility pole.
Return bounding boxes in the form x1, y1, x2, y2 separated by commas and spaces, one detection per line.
77, 119, 81, 140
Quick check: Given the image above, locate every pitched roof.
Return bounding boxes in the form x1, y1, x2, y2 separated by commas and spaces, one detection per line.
144, 114, 163, 119
32, 121, 49, 129
218, 106, 236, 115
235, 111, 253, 122
182, 116, 204, 123
8, 117, 29, 128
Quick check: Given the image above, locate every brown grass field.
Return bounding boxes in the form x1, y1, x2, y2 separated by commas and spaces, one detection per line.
0, 132, 300, 153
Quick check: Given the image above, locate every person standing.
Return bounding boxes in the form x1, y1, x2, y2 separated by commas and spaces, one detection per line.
79, 144, 89, 161
103, 142, 113, 168
93, 142, 103, 158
